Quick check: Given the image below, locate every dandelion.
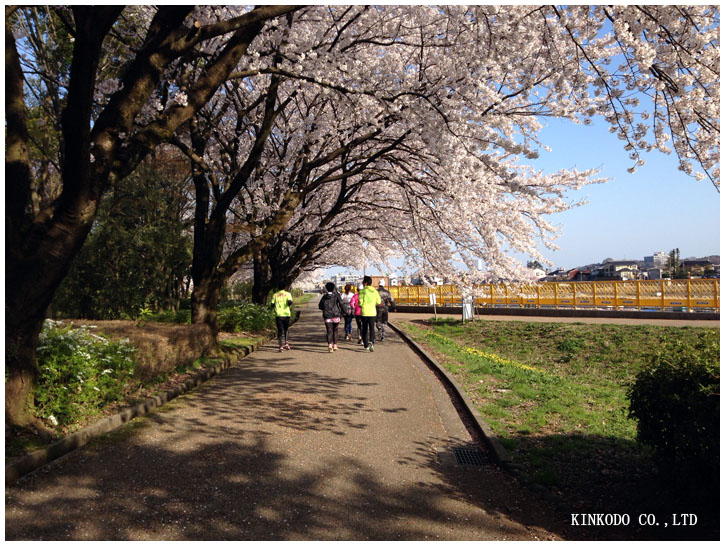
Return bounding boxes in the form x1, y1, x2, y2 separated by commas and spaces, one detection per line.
426, 331, 547, 375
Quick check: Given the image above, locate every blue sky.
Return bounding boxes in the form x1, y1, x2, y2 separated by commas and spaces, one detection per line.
527, 117, 720, 269
328, 116, 719, 278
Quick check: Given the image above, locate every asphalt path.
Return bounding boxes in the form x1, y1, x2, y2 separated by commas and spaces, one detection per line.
5, 302, 574, 540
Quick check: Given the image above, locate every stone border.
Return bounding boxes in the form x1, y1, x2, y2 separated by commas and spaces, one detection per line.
4, 309, 303, 486
388, 320, 577, 514
387, 321, 512, 466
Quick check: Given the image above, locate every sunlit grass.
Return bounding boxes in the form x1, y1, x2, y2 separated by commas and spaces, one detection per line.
398, 318, 719, 486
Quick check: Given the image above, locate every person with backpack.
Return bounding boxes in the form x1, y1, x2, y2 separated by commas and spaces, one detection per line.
358, 275, 381, 352
376, 279, 396, 342
340, 284, 355, 341
271, 283, 293, 352
318, 282, 345, 352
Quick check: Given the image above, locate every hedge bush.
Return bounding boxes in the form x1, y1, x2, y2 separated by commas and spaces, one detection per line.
217, 302, 276, 332
151, 308, 192, 324
147, 302, 276, 333
627, 333, 719, 476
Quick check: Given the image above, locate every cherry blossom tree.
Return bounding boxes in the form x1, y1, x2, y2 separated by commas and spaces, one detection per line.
5, 5, 718, 428
6, 5, 299, 428
197, 5, 719, 300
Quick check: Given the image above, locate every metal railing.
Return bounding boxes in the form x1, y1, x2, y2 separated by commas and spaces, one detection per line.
390, 279, 720, 312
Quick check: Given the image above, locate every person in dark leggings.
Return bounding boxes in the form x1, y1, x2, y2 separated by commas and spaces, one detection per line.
318, 281, 344, 352
271, 283, 293, 351
358, 276, 381, 352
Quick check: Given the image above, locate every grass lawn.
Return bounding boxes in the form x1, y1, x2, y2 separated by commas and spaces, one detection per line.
398, 317, 719, 537
294, 293, 317, 305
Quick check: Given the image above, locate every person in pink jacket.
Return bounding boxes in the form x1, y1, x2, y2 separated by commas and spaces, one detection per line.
351, 284, 363, 344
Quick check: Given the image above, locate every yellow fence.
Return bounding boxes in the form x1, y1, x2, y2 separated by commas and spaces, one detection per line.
390, 279, 720, 312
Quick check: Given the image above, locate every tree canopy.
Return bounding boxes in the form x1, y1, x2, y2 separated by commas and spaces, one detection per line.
5, 5, 720, 427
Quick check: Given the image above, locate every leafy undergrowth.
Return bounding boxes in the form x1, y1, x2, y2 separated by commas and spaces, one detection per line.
6, 324, 272, 463
398, 318, 720, 540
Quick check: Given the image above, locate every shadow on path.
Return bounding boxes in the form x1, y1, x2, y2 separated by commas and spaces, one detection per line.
6, 304, 586, 540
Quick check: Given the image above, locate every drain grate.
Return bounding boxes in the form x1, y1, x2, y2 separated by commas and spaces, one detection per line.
453, 446, 486, 466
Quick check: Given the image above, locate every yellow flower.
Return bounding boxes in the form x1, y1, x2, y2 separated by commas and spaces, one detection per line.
426, 330, 546, 375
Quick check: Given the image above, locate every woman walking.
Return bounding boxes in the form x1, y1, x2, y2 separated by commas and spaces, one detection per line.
318, 282, 344, 352
341, 284, 355, 341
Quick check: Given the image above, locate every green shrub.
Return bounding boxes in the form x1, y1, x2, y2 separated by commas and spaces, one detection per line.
627, 333, 719, 475
151, 309, 192, 324
147, 302, 276, 332
217, 302, 276, 333
35, 320, 137, 428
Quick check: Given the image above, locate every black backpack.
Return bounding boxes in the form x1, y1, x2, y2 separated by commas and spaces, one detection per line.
319, 293, 343, 318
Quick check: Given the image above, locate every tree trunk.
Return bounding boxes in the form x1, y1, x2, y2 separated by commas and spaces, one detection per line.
190, 276, 222, 338
252, 248, 273, 304
5, 321, 44, 428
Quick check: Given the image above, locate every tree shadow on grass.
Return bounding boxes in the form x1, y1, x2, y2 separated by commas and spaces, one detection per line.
507, 432, 719, 540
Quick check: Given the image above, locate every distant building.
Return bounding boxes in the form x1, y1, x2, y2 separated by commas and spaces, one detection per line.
597, 260, 641, 280
644, 251, 668, 269
332, 273, 362, 289
682, 259, 720, 278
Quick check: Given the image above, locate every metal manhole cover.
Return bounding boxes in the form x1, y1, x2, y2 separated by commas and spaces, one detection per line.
453, 446, 486, 466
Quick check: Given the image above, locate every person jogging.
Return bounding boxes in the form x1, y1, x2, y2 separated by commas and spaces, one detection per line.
358, 275, 381, 352
375, 279, 396, 342
271, 283, 293, 352
340, 284, 355, 341
352, 284, 363, 344
318, 282, 345, 352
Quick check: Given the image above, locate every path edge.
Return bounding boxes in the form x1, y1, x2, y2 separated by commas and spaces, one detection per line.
5, 311, 301, 486
387, 320, 513, 466
389, 320, 582, 515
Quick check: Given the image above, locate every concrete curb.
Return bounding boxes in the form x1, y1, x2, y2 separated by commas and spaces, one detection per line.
5, 326, 280, 486
387, 321, 512, 466
388, 320, 579, 515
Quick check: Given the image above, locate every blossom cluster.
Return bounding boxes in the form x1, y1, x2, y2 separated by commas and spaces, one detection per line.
13, 6, 717, 288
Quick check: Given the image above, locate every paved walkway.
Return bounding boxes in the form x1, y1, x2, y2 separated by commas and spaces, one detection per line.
5, 302, 575, 541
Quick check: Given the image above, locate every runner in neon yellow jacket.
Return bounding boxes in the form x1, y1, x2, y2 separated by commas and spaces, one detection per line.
358, 276, 381, 351
358, 284, 381, 317
271, 286, 293, 351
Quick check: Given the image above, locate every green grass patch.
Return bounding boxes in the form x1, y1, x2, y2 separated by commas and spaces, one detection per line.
399, 318, 718, 490
294, 293, 316, 305
219, 337, 257, 349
